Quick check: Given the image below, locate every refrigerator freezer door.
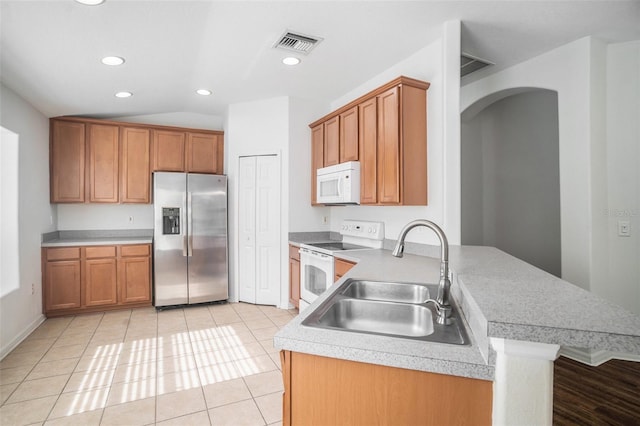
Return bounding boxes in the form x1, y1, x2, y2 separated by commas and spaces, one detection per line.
187, 174, 229, 303
154, 172, 189, 306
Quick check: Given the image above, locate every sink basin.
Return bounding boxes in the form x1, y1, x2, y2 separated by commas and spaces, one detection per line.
341, 280, 429, 304
302, 279, 470, 345
316, 298, 434, 337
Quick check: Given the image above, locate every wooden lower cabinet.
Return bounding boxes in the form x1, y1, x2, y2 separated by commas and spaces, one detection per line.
334, 258, 356, 282
43, 243, 152, 316
281, 351, 492, 426
84, 258, 118, 307
288, 245, 300, 309
44, 260, 81, 312
119, 244, 151, 304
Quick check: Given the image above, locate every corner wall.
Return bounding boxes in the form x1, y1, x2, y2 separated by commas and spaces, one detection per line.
0, 84, 56, 358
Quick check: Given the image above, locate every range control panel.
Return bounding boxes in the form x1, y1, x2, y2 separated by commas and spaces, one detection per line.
340, 220, 385, 241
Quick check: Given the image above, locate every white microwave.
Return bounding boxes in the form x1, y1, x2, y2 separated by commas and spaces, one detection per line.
316, 161, 360, 205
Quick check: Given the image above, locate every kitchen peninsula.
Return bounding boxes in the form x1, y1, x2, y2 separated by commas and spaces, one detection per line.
276, 243, 640, 425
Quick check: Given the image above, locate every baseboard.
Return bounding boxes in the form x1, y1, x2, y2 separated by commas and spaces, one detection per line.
0, 314, 46, 360
559, 347, 640, 366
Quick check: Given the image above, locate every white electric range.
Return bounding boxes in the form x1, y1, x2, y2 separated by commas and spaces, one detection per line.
298, 220, 384, 311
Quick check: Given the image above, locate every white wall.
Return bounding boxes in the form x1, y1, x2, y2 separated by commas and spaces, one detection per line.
0, 83, 55, 358
596, 40, 640, 314
57, 204, 153, 230
328, 22, 461, 246
461, 37, 594, 291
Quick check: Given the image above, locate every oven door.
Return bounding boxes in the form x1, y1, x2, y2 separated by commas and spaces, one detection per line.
299, 247, 334, 307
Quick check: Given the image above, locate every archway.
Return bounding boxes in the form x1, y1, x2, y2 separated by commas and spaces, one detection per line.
461, 88, 561, 277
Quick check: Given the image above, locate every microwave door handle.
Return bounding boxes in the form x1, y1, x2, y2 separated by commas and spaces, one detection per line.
337, 176, 342, 197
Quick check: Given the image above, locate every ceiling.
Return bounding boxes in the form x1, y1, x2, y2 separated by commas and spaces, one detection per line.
1, 1, 639, 119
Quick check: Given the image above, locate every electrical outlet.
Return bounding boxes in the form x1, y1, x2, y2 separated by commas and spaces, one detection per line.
31, 283, 35, 295
618, 220, 631, 237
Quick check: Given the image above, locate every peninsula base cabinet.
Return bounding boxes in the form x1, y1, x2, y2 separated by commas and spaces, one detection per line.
43, 244, 152, 317
280, 351, 492, 426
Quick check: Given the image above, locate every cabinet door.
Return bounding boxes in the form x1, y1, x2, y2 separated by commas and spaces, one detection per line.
377, 87, 401, 204
84, 258, 118, 307
120, 127, 151, 203
334, 258, 356, 282
45, 260, 81, 311
87, 124, 119, 203
186, 133, 223, 174
324, 116, 340, 167
119, 256, 151, 304
359, 98, 378, 204
50, 120, 85, 203
311, 124, 324, 205
289, 245, 301, 308
289, 258, 300, 309
339, 107, 359, 163
153, 130, 186, 171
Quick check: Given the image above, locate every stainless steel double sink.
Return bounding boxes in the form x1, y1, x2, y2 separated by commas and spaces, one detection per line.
302, 279, 469, 345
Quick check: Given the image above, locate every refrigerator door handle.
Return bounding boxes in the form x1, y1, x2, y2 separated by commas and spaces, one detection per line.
182, 193, 188, 257
187, 191, 193, 257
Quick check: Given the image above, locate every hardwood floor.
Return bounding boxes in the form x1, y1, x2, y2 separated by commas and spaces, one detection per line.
553, 356, 640, 425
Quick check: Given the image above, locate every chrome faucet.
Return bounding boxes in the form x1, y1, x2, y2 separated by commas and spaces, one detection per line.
392, 219, 452, 325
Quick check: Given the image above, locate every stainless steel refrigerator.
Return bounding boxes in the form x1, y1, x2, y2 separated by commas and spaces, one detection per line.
153, 172, 228, 307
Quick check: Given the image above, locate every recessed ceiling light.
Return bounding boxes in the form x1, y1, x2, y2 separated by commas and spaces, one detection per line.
196, 89, 212, 96
282, 57, 301, 66
101, 56, 125, 66
75, 0, 105, 5
115, 91, 132, 98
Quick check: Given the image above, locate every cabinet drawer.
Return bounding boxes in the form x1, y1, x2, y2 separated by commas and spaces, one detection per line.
85, 246, 117, 259
120, 244, 150, 257
289, 245, 300, 261
46, 247, 80, 261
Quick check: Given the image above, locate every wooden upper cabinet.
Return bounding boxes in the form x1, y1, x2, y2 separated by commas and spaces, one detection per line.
324, 116, 340, 167
153, 129, 186, 172
186, 132, 224, 174
376, 83, 427, 205
87, 124, 119, 203
359, 98, 378, 205
311, 124, 325, 205
339, 107, 359, 163
377, 87, 401, 204
309, 76, 428, 206
120, 127, 151, 204
50, 120, 85, 203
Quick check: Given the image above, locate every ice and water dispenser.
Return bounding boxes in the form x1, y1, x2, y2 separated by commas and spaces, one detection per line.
162, 207, 180, 235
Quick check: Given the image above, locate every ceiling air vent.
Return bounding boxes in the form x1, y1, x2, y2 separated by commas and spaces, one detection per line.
274, 31, 322, 55
461, 53, 494, 77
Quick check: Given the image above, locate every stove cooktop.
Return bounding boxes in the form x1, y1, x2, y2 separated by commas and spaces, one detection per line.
305, 241, 368, 251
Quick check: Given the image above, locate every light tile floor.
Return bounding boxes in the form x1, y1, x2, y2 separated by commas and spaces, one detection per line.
0, 303, 297, 426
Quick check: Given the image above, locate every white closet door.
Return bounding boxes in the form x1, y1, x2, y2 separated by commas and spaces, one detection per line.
238, 157, 257, 304
255, 155, 281, 305
238, 155, 281, 305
